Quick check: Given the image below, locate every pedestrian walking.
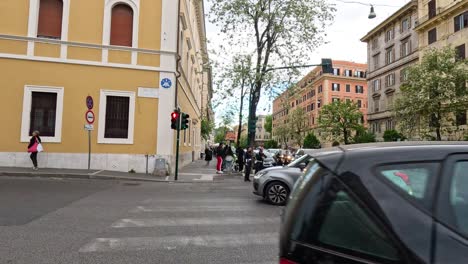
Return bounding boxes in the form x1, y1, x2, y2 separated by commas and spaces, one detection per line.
236, 146, 245, 172
216, 143, 225, 174
204, 146, 213, 166
244, 147, 254, 182
27, 130, 42, 170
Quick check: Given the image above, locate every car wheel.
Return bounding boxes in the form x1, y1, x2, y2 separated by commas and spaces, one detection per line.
265, 182, 289, 206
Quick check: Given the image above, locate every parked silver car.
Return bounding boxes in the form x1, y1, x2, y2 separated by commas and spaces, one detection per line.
252, 152, 316, 205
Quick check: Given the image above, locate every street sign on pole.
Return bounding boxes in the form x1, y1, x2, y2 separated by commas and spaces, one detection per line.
86, 96, 94, 109
85, 110, 95, 124
85, 97, 95, 171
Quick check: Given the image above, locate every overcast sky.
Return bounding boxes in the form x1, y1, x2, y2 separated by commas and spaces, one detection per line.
205, 0, 411, 121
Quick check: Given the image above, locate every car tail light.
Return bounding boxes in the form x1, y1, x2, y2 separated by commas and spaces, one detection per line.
279, 258, 298, 264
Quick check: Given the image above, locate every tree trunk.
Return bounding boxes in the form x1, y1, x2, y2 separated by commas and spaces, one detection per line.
236, 79, 246, 146
436, 127, 442, 141
343, 128, 349, 145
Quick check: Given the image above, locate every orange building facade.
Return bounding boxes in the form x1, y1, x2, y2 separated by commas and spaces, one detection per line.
272, 60, 368, 145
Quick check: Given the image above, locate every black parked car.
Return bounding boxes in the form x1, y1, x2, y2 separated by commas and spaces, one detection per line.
280, 142, 468, 264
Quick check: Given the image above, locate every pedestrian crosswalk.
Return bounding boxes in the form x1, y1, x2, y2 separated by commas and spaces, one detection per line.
78, 190, 279, 264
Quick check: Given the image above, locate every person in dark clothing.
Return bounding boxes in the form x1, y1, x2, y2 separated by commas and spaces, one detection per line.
236, 146, 245, 172
244, 147, 254, 182
216, 143, 225, 174
28, 130, 42, 170
204, 146, 213, 166
255, 148, 267, 174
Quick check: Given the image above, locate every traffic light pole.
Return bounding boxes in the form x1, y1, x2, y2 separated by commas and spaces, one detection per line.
174, 108, 181, 181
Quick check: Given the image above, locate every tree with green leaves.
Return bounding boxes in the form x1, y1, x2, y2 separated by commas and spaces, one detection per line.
273, 123, 290, 147
353, 125, 376, 144
383, 130, 406, 142
201, 117, 215, 141
303, 133, 321, 149
264, 115, 273, 134
318, 100, 363, 145
264, 140, 279, 149
394, 47, 468, 140
209, 0, 335, 146
289, 107, 309, 147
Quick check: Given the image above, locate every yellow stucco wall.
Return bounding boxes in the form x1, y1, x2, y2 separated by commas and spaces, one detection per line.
108, 50, 132, 64
68, 0, 104, 44
34, 43, 61, 58
0, 0, 30, 36
138, 53, 161, 67
0, 39, 27, 55
0, 58, 160, 154
177, 81, 199, 154
139, 0, 162, 50
68, 46, 102, 61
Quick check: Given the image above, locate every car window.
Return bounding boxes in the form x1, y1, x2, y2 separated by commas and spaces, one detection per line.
377, 163, 438, 210
450, 161, 468, 235
317, 190, 400, 261
287, 167, 401, 263
287, 154, 310, 168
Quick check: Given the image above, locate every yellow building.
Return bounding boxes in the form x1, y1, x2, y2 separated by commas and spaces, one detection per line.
0, 0, 212, 172
415, 0, 467, 56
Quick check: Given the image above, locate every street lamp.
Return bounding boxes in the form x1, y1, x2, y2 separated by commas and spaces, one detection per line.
368, 5, 377, 19
335, 0, 382, 19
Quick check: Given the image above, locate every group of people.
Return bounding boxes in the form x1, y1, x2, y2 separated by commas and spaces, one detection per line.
204, 143, 267, 182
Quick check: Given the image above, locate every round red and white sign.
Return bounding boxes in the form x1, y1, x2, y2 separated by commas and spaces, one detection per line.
85, 110, 95, 124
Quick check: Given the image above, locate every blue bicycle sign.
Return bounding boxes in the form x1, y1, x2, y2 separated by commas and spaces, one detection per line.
161, 78, 172, 89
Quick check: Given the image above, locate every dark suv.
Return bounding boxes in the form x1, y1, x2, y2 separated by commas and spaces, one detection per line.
280, 142, 468, 264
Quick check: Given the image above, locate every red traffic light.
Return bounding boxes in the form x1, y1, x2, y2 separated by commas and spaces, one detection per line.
171, 112, 179, 120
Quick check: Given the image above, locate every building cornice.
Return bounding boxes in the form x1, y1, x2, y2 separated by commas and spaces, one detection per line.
415, 0, 468, 32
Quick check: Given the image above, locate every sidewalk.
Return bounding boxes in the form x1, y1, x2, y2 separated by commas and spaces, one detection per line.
0, 160, 245, 183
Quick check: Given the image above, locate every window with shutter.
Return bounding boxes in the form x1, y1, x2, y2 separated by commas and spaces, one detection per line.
110, 4, 133, 47
104, 96, 130, 138
37, 0, 63, 39
428, 28, 437, 44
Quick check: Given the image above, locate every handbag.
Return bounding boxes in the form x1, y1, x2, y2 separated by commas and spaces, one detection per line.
37, 143, 44, 152
28, 141, 38, 153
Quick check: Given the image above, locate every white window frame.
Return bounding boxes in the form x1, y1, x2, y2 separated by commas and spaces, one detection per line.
98, 89, 136, 144
21, 85, 64, 143
27, 0, 71, 58
102, 0, 140, 64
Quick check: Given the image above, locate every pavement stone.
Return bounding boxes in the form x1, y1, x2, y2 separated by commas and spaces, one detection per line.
0, 160, 249, 183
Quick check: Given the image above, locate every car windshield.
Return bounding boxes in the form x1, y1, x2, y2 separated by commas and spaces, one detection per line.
287, 154, 311, 168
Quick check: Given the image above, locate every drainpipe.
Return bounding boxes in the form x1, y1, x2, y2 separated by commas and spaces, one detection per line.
174, 0, 182, 108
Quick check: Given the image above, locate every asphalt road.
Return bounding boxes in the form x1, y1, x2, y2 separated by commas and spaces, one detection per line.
0, 177, 281, 264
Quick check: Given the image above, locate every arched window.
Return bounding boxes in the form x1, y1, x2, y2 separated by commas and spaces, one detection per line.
110, 4, 133, 46
37, 0, 63, 39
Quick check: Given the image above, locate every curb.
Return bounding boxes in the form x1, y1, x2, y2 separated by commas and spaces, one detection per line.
0, 171, 227, 184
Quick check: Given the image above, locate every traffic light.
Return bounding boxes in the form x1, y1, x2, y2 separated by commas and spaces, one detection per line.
171, 110, 180, 130
321, 58, 333, 74
181, 113, 190, 130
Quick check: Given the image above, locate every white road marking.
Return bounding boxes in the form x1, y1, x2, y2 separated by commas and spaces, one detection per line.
142, 198, 251, 203
111, 217, 280, 228
79, 233, 278, 252
131, 205, 255, 213
89, 170, 104, 176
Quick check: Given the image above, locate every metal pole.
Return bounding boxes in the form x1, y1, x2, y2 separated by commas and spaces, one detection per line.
175, 108, 181, 181
88, 130, 91, 170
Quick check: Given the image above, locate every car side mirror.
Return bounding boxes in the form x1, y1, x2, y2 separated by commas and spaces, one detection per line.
299, 163, 307, 170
